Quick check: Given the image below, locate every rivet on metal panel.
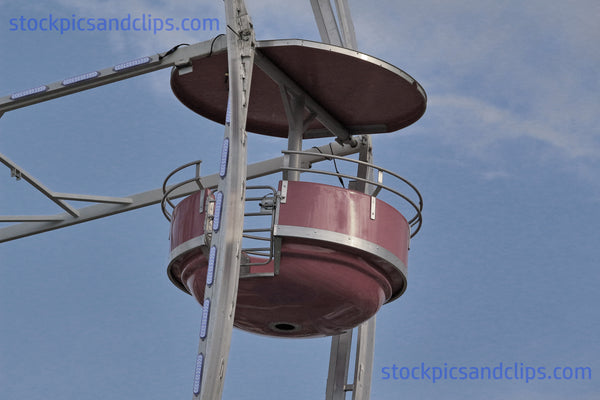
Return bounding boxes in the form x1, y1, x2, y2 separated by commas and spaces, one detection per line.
370, 196, 376, 220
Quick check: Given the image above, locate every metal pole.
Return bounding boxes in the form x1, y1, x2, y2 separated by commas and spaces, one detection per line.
309, 0, 343, 46
0, 140, 364, 243
312, 2, 377, 399
325, 330, 353, 400
352, 317, 376, 400
192, 1, 255, 400
280, 88, 306, 181
334, 0, 358, 49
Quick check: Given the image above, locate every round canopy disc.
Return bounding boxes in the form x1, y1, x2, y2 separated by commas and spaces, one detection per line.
171, 39, 427, 138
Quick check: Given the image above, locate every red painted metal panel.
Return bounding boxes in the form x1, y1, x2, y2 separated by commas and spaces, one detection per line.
167, 182, 411, 337
278, 181, 410, 266
169, 189, 209, 251
171, 40, 426, 138
184, 242, 390, 337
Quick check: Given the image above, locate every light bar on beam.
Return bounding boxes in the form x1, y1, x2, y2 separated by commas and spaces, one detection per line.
225, 97, 232, 125
62, 71, 100, 86
113, 56, 152, 71
219, 138, 230, 178
193, 353, 204, 396
206, 246, 217, 286
10, 85, 48, 100
199, 298, 211, 339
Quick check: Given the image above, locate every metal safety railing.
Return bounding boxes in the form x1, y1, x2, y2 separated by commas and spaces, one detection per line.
161, 160, 203, 222
241, 185, 278, 266
281, 150, 423, 237
161, 159, 278, 267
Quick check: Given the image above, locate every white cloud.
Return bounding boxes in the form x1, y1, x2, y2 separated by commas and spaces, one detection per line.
345, 0, 600, 183
430, 94, 599, 160
38, 0, 599, 180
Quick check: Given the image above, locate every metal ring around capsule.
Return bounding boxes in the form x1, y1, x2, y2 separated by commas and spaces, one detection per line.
161, 160, 203, 221
282, 166, 423, 237
280, 151, 423, 237
282, 149, 423, 212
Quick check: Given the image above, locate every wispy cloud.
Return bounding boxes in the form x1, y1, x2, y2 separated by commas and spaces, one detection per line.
349, 1, 599, 182
41, 1, 599, 181
430, 94, 599, 160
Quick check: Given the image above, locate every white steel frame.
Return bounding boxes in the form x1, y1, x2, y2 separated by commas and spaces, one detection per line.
0, 1, 388, 400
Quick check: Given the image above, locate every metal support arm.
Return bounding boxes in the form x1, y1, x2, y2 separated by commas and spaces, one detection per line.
254, 49, 355, 145
0, 140, 364, 243
0, 37, 227, 114
191, 1, 255, 399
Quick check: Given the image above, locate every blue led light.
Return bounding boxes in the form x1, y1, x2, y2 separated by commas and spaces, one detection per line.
225, 97, 231, 125
61, 71, 100, 86
193, 353, 204, 395
206, 246, 217, 286
219, 138, 230, 178
10, 85, 48, 100
113, 56, 151, 71
213, 191, 223, 232
200, 298, 211, 339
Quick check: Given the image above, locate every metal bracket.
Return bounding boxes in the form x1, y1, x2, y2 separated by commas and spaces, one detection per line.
280, 180, 288, 204
10, 167, 21, 180
254, 49, 355, 145
370, 196, 376, 220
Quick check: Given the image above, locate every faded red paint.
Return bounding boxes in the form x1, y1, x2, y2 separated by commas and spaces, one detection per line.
168, 181, 410, 338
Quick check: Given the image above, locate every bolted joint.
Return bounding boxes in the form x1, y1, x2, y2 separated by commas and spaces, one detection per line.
240, 29, 252, 41
10, 168, 22, 180
335, 135, 358, 147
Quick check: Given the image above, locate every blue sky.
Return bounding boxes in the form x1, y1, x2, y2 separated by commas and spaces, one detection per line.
1, 1, 599, 399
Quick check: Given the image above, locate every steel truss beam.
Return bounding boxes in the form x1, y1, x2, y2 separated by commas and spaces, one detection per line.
0, 140, 363, 243
313, 2, 376, 400
310, 0, 357, 50
2, 2, 379, 400
254, 49, 355, 145
192, 1, 256, 399
0, 38, 228, 114
1, 152, 81, 217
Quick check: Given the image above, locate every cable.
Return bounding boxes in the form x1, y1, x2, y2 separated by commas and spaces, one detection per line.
159, 43, 190, 60
209, 34, 225, 57
312, 145, 345, 188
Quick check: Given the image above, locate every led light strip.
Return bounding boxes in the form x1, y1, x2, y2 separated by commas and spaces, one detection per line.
113, 56, 151, 71
199, 298, 211, 339
10, 85, 48, 100
206, 246, 217, 286
219, 138, 230, 178
192, 353, 204, 395
225, 97, 232, 125
61, 71, 100, 86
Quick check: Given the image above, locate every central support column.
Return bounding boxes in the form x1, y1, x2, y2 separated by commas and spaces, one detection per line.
192, 1, 255, 400
312, 2, 376, 400
280, 88, 306, 181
